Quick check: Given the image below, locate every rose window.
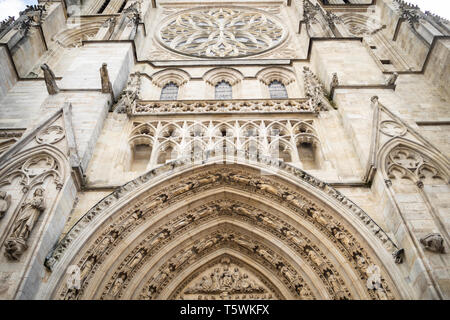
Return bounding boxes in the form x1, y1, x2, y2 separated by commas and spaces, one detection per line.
157, 7, 287, 58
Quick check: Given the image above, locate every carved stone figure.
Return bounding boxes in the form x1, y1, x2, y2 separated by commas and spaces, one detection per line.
420, 233, 445, 253
171, 182, 195, 197
4, 188, 45, 260
234, 237, 255, 251
332, 228, 354, 248
109, 272, 127, 297
255, 182, 279, 196
127, 249, 146, 270
41, 63, 59, 95
147, 194, 168, 210
100, 63, 113, 94
96, 231, 119, 256
80, 255, 97, 283
324, 270, 341, 294
306, 248, 323, 267
385, 72, 398, 86
195, 174, 221, 187
330, 73, 339, 88
311, 209, 329, 227
0, 191, 11, 219
283, 229, 306, 248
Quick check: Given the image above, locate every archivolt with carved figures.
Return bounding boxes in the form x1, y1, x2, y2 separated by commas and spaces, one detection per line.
43, 161, 404, 300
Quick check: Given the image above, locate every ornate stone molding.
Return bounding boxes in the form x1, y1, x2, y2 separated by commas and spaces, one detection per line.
45, 154, 398, 276
131, 99, 318, 115
202, 68, 244, 86
255, 67, 296, 86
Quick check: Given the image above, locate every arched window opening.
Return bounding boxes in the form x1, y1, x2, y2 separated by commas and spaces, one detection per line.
160, 82, 179, 100
268, 80, 288, 99
215, 80, 232, 100
130, 144, 152, 172
298, 142, 319, 169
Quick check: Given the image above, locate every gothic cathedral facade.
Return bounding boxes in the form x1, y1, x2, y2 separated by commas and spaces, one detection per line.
0, 0, 449, 300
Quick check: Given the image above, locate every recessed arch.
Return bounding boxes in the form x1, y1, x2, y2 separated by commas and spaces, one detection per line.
40, 157, 410, 300
151, 68, 191, 88
255, 67, 296, 86
203, 68, 244, 86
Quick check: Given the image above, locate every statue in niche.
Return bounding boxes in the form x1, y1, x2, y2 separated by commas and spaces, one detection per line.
95, 230, 119, 256
0, 191, 11, 219
109, 272, 127, 298
4, 187, 45, 260
41, 64, 59, 95
126, 249, 146, 270
305, 247, 323, 268
420, 233, 445, 253
324, 270, 341, 294
100, 63, 113, 94
80, 255, 97, 283
332, 228, 354, 248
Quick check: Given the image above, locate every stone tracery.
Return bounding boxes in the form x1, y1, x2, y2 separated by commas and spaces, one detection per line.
127, 119, 323, 169
157, 7, 287, 58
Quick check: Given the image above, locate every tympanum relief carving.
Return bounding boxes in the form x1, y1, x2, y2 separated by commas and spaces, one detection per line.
175, 256, 277, 300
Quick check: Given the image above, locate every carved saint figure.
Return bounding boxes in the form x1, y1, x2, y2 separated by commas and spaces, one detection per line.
196, 174, 221, 187
100, 63, 113, 94
4, 188, 45, 260
11, 187, 45, 240
147, 194, 168, 210
311, 209, 329, 227
324, 270, 341, 294
41, 63, 59, 95
255, 182, 279, 196
306, 248, 323, 267
110, 272, 127, 297
171, 182, 195, 197
127, 249, 145, 270
332, 228, 354, 248
80, 255, 97, 283
0, 190, 11, 219
96, 231, 118, 256
283, 229, 306, 248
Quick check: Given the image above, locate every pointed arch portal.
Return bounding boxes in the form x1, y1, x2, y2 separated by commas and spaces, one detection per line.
41, 156, 410, 300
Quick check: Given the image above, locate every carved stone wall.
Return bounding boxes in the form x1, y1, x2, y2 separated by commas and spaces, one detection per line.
0, 0, 449, 300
